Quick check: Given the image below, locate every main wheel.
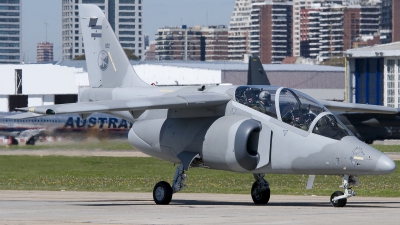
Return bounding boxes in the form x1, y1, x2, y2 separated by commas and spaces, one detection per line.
251, 181, 270, 204
330, 191, 347, 207
153, 181, 173, 205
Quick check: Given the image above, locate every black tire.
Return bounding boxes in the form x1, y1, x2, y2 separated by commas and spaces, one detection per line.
330, 191, 347, 207
153, 181, 173, 205
26, 137, 36, 145
251, 181, 270, 204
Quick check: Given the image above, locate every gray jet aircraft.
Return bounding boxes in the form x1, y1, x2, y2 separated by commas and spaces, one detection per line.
9, 4, 396, 207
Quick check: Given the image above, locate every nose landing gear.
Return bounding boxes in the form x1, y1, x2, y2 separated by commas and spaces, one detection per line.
330, 174, 358, 207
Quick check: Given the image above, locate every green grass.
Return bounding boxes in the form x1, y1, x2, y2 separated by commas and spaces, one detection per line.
373, 145, 400, 153
0, 156, 398, 197
0, 140, 134, 151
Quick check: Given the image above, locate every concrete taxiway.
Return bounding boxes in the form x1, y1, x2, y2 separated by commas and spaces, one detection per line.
0, 191, 399, 225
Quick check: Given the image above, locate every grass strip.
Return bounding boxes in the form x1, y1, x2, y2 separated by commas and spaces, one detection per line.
0, 140, 134, 151
1, 141, 400, 153
372, 145, 400, 153
0, 156, 398, 197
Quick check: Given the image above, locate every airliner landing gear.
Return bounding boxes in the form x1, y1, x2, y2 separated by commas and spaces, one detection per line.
330, 175, 358, 207
153, 164, 186, 205
251, 173, 270, 204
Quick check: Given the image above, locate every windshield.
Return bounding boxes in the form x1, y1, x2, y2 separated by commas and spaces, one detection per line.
279, 88, 325, 131
312, 114, 352, 140
235, 86, 278, 118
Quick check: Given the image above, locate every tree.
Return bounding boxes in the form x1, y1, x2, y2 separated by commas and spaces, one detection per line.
123, 48, 140, 60
73, 54, 85, 60
320, 57, 345, 67
72, 49, 140, 60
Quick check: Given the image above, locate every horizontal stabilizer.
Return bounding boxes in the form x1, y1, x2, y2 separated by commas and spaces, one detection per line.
12, 94, 231, 117
320, 100, 398, 114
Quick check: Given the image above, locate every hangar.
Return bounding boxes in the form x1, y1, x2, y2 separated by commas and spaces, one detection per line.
345, 42, 400, 107
0, 61, 345, 112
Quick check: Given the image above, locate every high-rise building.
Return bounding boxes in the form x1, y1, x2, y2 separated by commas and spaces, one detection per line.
252, 0, 293, 64
292, 0, 324, 57
62, 0, 144, 61
229, 0, 292, 63
155, 25, 228, 61
37, 42, 54, 62
380, 0, 392, 44
228, 0, 252, 61
300, 7, 321, 58
297, 0, 380, 61
0, 0, 21, 64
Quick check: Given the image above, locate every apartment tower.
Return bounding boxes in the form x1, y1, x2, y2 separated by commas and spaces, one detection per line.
155, 25, 228, 61
0, 0, 21, 64
37, 42, 54, 62
62, 0, 144, 60
248, 0, 293, 64
228, 0, 252, 61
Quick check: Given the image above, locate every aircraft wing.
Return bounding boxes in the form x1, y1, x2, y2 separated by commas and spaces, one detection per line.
7, 94, 231, 118
320, 100, 399, 114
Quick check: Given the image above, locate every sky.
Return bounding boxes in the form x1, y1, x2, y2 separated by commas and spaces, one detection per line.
21, 0, 235, 63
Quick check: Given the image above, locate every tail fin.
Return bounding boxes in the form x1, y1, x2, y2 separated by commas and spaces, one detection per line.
247, 56, 271, 85
79, 4, 148, 88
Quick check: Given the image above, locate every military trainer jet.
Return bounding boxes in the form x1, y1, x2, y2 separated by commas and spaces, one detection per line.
9, 4, 396, 207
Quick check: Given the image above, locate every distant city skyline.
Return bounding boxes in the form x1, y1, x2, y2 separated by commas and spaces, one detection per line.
21, 0, 235, 63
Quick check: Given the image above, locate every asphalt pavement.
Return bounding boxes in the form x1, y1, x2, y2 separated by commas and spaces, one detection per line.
0, 191, 399, 225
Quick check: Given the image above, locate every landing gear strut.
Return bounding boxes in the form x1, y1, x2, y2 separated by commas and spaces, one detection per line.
251, 173, 270, 204
330, 174, 358, 207
153, 163, 187, 205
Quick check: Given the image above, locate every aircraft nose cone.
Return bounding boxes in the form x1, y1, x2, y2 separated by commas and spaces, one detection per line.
375, 154, 396, 174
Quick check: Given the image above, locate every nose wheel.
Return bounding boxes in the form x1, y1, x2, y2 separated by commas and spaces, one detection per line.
330, 191, 347, 207
330, 175, 358, 207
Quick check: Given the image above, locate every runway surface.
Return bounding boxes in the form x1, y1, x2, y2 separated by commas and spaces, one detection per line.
0, 191, 399, 225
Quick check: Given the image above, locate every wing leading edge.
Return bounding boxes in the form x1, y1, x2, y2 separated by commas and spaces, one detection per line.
7, 94, 231, 119
320, 100, 399, 114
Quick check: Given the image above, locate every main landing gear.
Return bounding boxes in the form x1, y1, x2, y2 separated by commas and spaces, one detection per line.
153, 164, 186, 205
330, 174, 358, 207
251, 173, 270, 204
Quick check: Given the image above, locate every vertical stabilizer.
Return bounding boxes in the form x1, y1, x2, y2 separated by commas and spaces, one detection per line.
247, 56, 271, 85
79, 4, 148, 88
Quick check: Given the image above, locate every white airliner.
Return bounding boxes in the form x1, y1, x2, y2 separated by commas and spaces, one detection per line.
0, 112, 132, 145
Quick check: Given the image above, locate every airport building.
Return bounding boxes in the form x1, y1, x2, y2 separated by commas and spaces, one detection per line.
37, 42, 54, 62
155, 25, 229, 61
0, 0, 22, 64
345, 42, 400, 108
0, 61, 344, 112
62, 0, 144, 60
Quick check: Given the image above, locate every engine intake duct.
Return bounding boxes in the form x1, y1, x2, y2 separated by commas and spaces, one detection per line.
202, 116, 262, 172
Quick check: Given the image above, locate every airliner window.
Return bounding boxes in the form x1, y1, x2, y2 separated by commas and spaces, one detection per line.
235, 86, 278, 119
312, 114, 352, 140
279, 88, 326, 131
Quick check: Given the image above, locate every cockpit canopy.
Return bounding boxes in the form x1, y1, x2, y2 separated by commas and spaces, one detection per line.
235, 86, 352, 140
